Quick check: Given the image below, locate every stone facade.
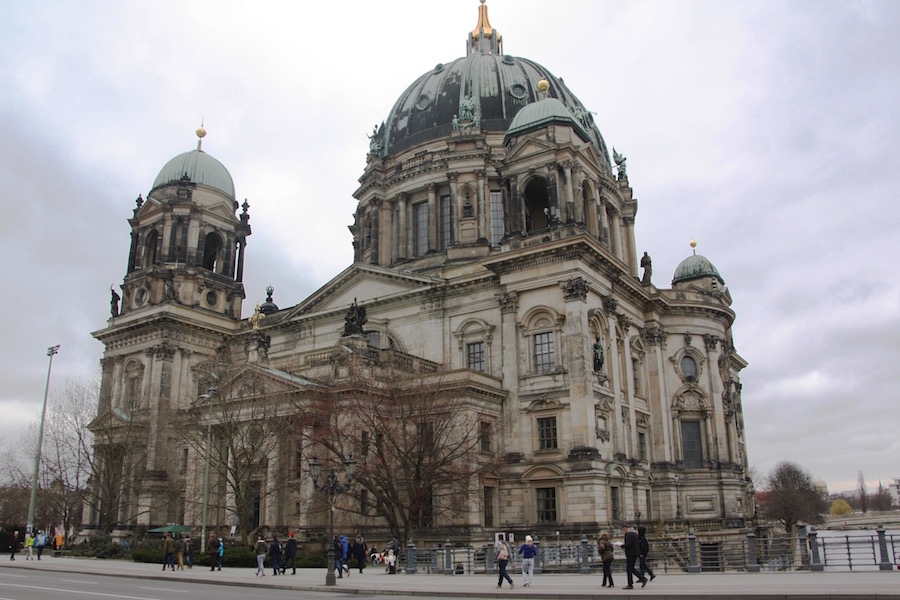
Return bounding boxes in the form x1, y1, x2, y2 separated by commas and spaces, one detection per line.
84, 4, 752, 543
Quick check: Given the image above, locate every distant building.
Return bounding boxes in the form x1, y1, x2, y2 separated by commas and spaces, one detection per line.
82, 2, 752, 542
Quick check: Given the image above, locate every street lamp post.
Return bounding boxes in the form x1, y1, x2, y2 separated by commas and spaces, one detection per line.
27, 345, 60, 536
199, 386, 217, 554
309, 455, 356, 586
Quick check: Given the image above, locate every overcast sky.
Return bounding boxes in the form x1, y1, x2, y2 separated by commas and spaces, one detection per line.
2, 1, 898, 495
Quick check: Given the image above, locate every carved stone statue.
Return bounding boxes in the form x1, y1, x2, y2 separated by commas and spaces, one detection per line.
613, 148, 627, 179
343, 298, 367, 337
367, 124, 382, 154
459, 95, 476, 121
640, 251, 652, 286
110, 286, 120, 317
592, 336, 605, 371
452, 114, 460, 131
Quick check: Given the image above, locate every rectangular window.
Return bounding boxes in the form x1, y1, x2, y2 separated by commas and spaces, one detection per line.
536, 487, 558, 522
440, 195, 453, 249
638, 432, 647, 461
360, 489, 369, 515
534, 332, 555, 373
295, 441, 303, 478
181, 447, 188, 474
537, 416, 558, 450
414, 202, 429, 257
610, 486, 620, 521
480, 421, 492, 453
360, 430, 370, 459
681, 421, 703, 468
645, 489, 652, 521
483, 486, 495, 528
632, 358, 641, 394
467, 341, 485, 371
490, 190, 504, 246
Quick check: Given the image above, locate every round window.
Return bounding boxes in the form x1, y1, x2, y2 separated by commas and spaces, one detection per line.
206, 291, 217, 307
415, 94, 431, 111
680, 356, 698, 381
134, 288, 148, 307
508, 83, 528, 99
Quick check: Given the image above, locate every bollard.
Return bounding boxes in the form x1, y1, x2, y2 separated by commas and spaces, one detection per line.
580, 535, 591, 574
798, 525, 809, 567
877, 525, 892, 571
808, 528, 823, 572
745, 528, 760, 573
688, 529, 700, 573
406, 540, 417, 574
443, 539, 454, 575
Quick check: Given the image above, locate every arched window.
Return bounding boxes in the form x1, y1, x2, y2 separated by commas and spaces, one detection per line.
203, 232, 222, 272
523, 178, 550, 233
143, 229, 159, 268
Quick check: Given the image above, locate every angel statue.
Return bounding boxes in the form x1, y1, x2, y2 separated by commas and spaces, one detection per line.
613, 148, 627, 179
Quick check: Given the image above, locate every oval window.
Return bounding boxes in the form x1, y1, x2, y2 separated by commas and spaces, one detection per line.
680, 356, 698, 381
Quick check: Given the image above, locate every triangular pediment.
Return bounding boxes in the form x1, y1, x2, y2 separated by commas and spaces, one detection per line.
282, 263, 442, 320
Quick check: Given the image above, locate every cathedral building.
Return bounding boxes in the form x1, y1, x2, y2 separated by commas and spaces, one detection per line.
84, 3, 752, 544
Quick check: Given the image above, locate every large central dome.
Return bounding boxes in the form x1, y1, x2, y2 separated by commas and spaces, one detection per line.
376, 3, 611, 173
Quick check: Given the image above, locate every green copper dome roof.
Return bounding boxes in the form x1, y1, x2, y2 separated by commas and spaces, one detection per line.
371, 3, 611, 173
504, 97, 590, 143
152, 149, 235, 198
672, 253, 725, 286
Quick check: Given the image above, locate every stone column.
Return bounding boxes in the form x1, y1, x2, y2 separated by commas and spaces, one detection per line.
427, 183, 438, 252
573, 166, 585, 225
448, 172, 460, 244
563, 161, 575, 223
603, 300, 623, 456
397, 193, 408, 260
599, 195, 611, 247
476, 169, 487, 241
561, 276, 591, 446
623, 215, 638, 277
704, 335, 728, 464
609, 210, 622, 261
497, 291, 520, 452
380, 197, 393, 266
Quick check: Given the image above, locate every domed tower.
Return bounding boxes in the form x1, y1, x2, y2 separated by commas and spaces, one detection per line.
85, 128, 252, 533
120, 126, 251, 318
353, 0, 639, 278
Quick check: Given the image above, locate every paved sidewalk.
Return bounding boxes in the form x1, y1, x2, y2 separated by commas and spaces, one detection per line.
1, 556, 898, 599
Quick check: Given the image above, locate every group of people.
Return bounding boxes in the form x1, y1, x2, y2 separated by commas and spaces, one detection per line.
331, 533, 381, 577
8, 529, 66, 561
493, 526, 656, 591
598, 525, 656, 590
160, 532, 194, 570
254, 531, 299, 576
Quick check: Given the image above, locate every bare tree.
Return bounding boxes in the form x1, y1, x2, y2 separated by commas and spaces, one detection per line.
298, 355, 502, 544
857, 470, 868, 513
180, 359, 296, 545
759, 461, 827, 535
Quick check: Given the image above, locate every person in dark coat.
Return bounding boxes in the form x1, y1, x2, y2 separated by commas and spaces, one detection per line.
332, 535, 344, 578
269, 536, 283, 576
637, 526, 656, 582
597, 531, 615, 588
207, 534, 219, 571
352, 535, 368, 574
282, 532, 298, 574
622, 525, 648, 589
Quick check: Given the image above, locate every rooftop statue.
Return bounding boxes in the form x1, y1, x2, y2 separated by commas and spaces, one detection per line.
613, 148, 627, 179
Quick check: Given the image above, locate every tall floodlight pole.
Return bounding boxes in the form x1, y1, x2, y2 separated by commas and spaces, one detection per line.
199, 386, 217, 554
27, 345, 60, 535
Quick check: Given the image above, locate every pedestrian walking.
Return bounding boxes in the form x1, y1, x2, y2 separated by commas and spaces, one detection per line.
254, 535, 267, 577
282, 532, 298, 574
185, 537, 194, 568
622, 525, 648, 589
25, 532, 35, 560
216, 537, 224, 570
339, 534, 350, 576
9, 531, 20, 561
207, 534, 219, 571
352, 535, 368, 574
637, 526, 656, 582
517, 535, 537, 587
162, 533, 175, 571
495, 538, 514, 589
332, 535, 344, 578
175, 535, 185, 570
35, 531, 46, 560
597, 531, 615, 588
269, 536, 283, 576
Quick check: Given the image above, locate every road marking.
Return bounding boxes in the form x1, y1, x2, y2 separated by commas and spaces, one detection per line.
138, 587, 188, 594
2, 582, 164, 600
60, 579, 97, 585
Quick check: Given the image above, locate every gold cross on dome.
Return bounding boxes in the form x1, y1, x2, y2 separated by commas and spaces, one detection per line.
248, 303, 265, 330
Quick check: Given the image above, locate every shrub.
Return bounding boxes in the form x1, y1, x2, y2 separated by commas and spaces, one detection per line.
829, 498, 853, 516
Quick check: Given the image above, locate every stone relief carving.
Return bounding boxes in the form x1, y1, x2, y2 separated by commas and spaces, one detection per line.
561, 276, 589, 302
602, 295, 618, 315
496, 291, 519, 313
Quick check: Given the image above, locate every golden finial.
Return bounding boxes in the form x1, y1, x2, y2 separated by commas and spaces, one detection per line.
471, 0, 494, 39
196, 119, 207, 150
538, 79, 550, 92
690, 238, 697, 255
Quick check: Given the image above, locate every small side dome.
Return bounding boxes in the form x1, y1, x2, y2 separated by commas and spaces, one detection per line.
504, 97, 589, 144
259, 285, 279, 315
152, 149, 235, 199
672, 253, 724, 286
